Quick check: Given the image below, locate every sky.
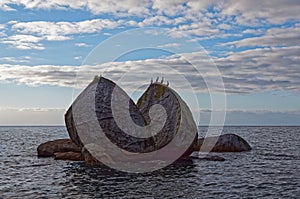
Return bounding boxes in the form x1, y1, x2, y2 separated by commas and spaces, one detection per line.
0, 0, 300, 126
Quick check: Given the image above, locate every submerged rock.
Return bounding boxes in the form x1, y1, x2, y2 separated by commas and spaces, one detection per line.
37, 139, 81, 157
194, 133, 251, 152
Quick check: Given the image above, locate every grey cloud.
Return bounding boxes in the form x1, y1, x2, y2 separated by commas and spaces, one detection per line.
0, 46, 299, 94
1, 1, 299, 42
220, 0, 300, 25
0, 0, 151, 16
225, 25, 300, 47
0, 19, 123, 50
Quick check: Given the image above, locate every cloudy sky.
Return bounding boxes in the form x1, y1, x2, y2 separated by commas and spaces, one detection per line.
0, 0, 300, 125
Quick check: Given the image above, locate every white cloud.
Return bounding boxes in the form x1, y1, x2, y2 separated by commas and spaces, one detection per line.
0, 46, 299, 94
0, 56, 31, 63
242, 29, 264, 35
1, 19, 123, 50
0, 107, 65, 112
1, 34, 45, 50
0, 31, 7, 37
0, 0, 151, 16
217, 46, 300, 93
152, 0, 187, 16
139, 15, 174, 26
75, 42, 89, 47
220, 0, 300, 25
0, 0, 299, 50
1, 1, 299, 28
157, 43, 181, 48
103, 32, 112, 36
0, 64, 78, 87
11, 19, 122, 36
226, 25, 300, 47
170, 21, 220, 38
217, 23, 231, 30
74, 56, 82, 60
0, 2, 16, 11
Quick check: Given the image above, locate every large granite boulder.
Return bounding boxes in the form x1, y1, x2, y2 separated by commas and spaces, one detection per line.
37, 139, 81, 157
64, 77, 198, 165
194, 133, 251, 152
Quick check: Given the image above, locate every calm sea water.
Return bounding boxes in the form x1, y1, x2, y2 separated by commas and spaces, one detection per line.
0, 126, 299, 198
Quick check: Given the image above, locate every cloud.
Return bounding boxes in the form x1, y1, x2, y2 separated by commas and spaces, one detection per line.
75, 42, 90, 47
138, 15, 175, 26
1, 34, 45, 50
242, 29, 264, 35
0, 31, 6, 37
0, 56, 31, 63
1, 1, 299, 51
0, 2, 16, 11
220, 0, 300, 25
0, 64, 78, 87
1, 1, 299, 28
0, 46, 299, 94
11, 19, 122, 36
217, 46, 300, 93
217, 23, 231, 30
225, 24, 300, 47
157, 43, 181, 48
170, 21, 220, 38
0, 107, 65, 112
1, 19, 123, 50
74, 56, 83, 60
0, 0, 151, 16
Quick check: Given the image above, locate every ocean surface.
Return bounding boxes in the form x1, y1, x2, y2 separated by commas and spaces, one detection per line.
0, 126, 299, 198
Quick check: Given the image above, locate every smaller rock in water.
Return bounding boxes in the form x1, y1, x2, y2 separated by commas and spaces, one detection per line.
194, 133, 251, 152
37, 139, 81, 157
54, 152, 84, 161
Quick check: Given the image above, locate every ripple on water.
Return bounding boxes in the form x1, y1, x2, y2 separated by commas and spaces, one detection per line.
0, 126, 299, 198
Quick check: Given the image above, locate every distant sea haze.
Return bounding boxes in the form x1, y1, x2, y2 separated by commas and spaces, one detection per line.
0, 126, 299, 198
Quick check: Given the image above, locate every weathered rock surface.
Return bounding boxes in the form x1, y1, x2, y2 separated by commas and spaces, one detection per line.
194, 133, 251, 152
54, 152, 84, 161
65, 77, 155, 153
37, 139, 81, 157
137, 82, 198, 158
